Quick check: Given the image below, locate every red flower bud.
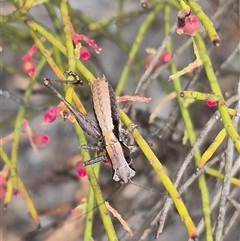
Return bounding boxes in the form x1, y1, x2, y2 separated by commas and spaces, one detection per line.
206, 100, 217, 107
22, 58, 36, 77
43, 107, 60, 123
160, 51, 171, 63
22, 44, 38, 77
144, 55, 161, 70
80, 46, 90, 60
31, 133, 50, 147
75, 160, 87, 177
144, 50, 171, 70
177, 15, 198, 36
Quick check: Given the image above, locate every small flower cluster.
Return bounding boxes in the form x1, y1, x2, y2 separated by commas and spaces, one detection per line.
22, 20, 101, 76
43, 106, 62, 124
69, 20, 102, 60
42, 103, 76, 126
144, 50, 171, 70
22, 119, 50, 152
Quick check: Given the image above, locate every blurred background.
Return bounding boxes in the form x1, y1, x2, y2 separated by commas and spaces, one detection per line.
1, 0, 239, 240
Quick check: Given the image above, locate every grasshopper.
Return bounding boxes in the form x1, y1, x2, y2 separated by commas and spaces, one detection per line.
43, 71, 136, 183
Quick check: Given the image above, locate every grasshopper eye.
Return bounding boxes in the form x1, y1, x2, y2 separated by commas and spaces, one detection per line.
140, 0, 152, 9
62, 110, 70, 121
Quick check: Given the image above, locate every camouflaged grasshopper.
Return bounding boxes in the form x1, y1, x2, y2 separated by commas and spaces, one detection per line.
43, 71, 135, 183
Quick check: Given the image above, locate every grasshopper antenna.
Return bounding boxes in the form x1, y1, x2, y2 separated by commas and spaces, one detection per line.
129, 180, 168, 196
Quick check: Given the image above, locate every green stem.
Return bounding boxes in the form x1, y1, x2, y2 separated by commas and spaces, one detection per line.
27, 12, 117, 240
120, 109, 198, 239
10, 57, 45, 190
24, 18, 96, 81
115, 3, 163, 95
193, 33, 240, 152
164, 5, 212, 241
0, 0, 35, 23
7, 56, 46, 225
74, 123, 116, 241
60, 1, 76, 72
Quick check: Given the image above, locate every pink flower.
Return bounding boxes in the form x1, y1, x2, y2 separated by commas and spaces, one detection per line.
79, 46, 90, 60
69, 20, 101, 54
22, 58, 36, 77
31, 133, 50, 147
161, 51, 172, 63
75, 160, 87, 177
42, 104, 75, 126
177, 15, 199, 36
22, 44, 38, 77
43, 106, 61, 124
144, 50, 171, 70
206, 100, 217, 107
22, 44, 38, 61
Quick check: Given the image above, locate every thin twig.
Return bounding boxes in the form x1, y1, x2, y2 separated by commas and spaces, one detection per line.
222, 210, 239, 239
213, 134, 234, 241
134, 24, 176, 95
178, 153, 224, 195
134, 0, 235, 96
0, 89, 44, 110
227, 196, 240, 212
188, 156, 240, 240
157, 95, 240, 236
214, 65, 240, 240
139, 95, 240, 240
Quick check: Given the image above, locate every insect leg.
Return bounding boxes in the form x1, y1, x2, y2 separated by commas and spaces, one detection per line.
83, 155, 108, 166
43, 78, 101, 139
63, 71, 83, 85
81, 144, 103, 151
